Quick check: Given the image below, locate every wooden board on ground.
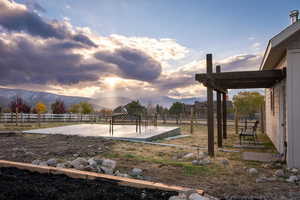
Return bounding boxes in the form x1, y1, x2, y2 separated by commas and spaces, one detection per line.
242, 152, 281, 162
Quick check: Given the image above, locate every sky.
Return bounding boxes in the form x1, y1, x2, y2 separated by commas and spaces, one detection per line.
0, 0, 298, 105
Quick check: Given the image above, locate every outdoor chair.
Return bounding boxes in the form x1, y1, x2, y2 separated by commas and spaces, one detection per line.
239, 120, 259, 145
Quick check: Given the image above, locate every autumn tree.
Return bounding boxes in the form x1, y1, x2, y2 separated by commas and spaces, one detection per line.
34, 101, 47, 114
232, 91, 264, 118
10, 96, 31, 113
51, 100, 66, 114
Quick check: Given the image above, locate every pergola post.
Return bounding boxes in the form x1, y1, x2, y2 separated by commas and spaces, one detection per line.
222, 93, 227, 139
216, 65, 223, 148
206, 54, 214, 156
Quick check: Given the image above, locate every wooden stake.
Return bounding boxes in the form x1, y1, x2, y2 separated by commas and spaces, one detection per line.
216, 65, 222, 148
190, 106, 194, 134
222, 93, 227, 139
206, 54, 214, 156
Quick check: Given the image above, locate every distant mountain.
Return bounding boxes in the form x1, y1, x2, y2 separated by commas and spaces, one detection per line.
0, 88, 205, 110
0, 88, 91, 108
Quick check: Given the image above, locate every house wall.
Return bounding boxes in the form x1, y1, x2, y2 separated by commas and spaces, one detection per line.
265, 81, 285, 154
287, 49, 300, 168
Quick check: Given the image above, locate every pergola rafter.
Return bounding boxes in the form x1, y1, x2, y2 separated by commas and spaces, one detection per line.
195, 54, 286, 157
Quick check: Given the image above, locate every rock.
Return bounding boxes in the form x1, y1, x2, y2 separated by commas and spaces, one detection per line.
46, 158, 58, 167
101, 159, 117, 170
94, 158, 103, 165
275, 169, 285, 177
291, 168, 299, 174
71, 157, 89, 169
88, 158, 98, 168
88, 152, 96, 156
256, 178, 267, 183
192, 158, 211, 166
83, 165, 94, 172
189, 193, 210, 200
131, 168, 143, 176
32, 159, 41, 165
115, 170, 130, 178
39, 161, 48, 166
73, 153, 79, 157
56, 163, 66, 168
286, 175, 298, 183
65, 161, 73, 168
183, 153, 195, 159
100, 166, 114, 175
87, 144, 94, 148
220, 159, 229, 166
248, 168, 258, 175
169, 193, 187, 200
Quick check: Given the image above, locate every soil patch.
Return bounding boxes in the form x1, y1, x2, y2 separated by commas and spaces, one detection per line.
0, 167, 178, 200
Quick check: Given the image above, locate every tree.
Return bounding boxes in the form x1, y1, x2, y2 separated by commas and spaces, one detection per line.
34, 102, 47, 114
10, 96, 31, 113
125, 100, 146, 115
232, 91, 264, 118
80, 102, 94, 114
169, 102, 184, 123
169, 102, 184, 116
69, 103, 81, 113
51, 99, 66, 114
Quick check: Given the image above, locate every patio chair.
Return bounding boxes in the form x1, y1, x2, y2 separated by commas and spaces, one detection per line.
239, 120, 259, 145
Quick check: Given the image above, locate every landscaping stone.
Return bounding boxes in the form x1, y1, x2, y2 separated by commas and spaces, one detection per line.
274, 169, 285, 177
189, 193, 210, 200
290, 168, 299, 174
220, 159, 229, 166
88, 158, 98, 168
115, 170, 130, 178
94, 157, 103, 165
101, 159, 117, 170
46, 158, 58, 167
71, 157, 89, 169
248, 168, 258, 175
56, 163, 66, 168
286, 175, 298, 183
183, 153, 195, 159
131, 168, 143, 176
65, 161, 73, 168
100, 166, 114, 175
73, 153, 79, 157
168, 193, 187, 200
39, 161, 48, 166
31, 159, 41, 165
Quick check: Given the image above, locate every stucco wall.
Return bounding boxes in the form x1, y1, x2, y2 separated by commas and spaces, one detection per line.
287, 49, 300, 168
265, 81, 285, 154
265, 56, 286, 154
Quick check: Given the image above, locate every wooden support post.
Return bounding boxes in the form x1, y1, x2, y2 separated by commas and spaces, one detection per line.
216, 65, 222, 148
190, 106, 194, 134
235, 108, 239, 135
260, 104, 265, 134
222, 93, 227, 139
206, 54, 214, 156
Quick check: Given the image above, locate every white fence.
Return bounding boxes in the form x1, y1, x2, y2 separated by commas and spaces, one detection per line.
0, 113, 101, 123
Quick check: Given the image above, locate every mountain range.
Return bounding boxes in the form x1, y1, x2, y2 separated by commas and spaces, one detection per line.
0, 87, 205, 109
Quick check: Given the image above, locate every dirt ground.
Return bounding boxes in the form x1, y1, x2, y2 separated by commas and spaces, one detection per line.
0, 167, 177, 200
0, 122, 299, 199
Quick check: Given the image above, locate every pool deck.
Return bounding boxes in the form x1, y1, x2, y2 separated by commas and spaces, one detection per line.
23, 124, 181, 141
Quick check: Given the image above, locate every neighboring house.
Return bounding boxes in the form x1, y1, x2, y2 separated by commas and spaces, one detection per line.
260, 10, 300, 167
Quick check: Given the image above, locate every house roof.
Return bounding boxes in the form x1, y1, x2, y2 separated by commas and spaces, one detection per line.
260, 20, 300, 70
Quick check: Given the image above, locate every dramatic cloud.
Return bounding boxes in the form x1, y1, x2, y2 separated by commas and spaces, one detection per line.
0, 0, 97, 47
0, 0, 264, 104
95, 48, 162, 81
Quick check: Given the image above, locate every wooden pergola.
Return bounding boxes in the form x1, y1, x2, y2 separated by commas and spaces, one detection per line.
195, 54, 286, 156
